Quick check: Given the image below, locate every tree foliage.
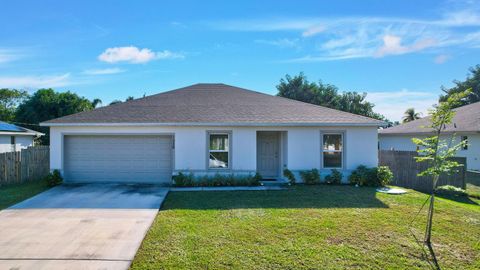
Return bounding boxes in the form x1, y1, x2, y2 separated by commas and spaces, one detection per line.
413, 89, 471, 183
15, 89, 97, 144
276, 73, 386, 121
439, 65, 480, 107
402, 108, 422, 123
0, 88, 28, 122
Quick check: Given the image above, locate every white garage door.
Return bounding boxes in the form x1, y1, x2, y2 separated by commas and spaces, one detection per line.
64, 135, 173, 184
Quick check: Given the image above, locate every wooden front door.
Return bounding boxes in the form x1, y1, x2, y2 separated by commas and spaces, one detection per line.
257, 132, 280, 178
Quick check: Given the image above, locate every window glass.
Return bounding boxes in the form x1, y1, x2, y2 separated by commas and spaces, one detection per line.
210, 134, 228, 151
323, 152, 342, 168
323, 134, 342, 151
461, 136, 468, 150
209, 133, 229, 169
323, 134, 343, 168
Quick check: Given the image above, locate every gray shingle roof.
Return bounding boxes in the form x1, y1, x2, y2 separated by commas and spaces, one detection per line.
379, 101, 480, 135
42, 83, 385, 126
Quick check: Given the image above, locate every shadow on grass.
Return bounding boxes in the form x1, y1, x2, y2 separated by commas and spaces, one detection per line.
162, 185, 389, 210
436, 193, 479, 205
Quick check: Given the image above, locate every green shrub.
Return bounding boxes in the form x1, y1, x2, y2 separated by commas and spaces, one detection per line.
173, 172, 195, 186
283, 169, 296, 185
325, 169, 343, 184
173, 172, 262, 187
349, 165, 392, 187
376, 166, 393, 186
44, 169, 63, 187
300, 169, 320, 185
436, 185, 467, 196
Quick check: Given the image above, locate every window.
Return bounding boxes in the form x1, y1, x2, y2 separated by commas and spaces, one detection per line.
208, 132, 230, 169
10, 136, 16, 151
461, 136, 468, 150
322, 133, 343, 168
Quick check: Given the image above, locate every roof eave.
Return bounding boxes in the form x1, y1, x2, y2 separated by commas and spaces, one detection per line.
41, 122, 385, 127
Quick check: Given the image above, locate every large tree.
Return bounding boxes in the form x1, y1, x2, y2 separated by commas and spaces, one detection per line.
276, 73, 386, 121
15, 89, 97, 144
0, 88, 28, 122
439, 65, 480, 107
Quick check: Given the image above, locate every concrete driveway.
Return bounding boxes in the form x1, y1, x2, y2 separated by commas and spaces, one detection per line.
0, 184, 169, 270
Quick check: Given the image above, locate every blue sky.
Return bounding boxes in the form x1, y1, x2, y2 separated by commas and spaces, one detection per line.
1, 0, 479, 121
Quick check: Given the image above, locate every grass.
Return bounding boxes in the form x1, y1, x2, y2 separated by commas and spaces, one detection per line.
466, 171, 480, 199
131, 185, 480, 270
0, 181, 50, 210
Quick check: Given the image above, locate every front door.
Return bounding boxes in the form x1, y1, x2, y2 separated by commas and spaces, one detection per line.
257, 132, 279, 178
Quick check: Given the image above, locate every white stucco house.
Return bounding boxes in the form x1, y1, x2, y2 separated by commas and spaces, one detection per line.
41, 83, 385, 185
379, 101, 480, 171
0, 121, 44, 153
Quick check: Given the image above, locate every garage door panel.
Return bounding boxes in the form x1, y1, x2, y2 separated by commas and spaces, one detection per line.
64, 135, 173, 184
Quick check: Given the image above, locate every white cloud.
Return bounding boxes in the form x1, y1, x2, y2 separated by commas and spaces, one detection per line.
255, 38, 300, 48
374, 35, 437, 57
213, 5, 480, 62
366, 89, 438, 121
0, 49, 21, 64
434, 54, 450, 64
0, 73, 72, 89
83, 67, 125, 75
302, 25, 326, 37
98, 46, 184, 64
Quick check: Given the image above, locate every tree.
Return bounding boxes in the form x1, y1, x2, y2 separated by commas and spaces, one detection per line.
109, 100, 123, 105
402, 108, 422, 123
412, 89, 470, 269
276, 73, 386, 121
439, 65, 480, 107
0, 88, 28, 122
126, 96, 134, 101
15, 89, 97, 144
91, 98, 102, 108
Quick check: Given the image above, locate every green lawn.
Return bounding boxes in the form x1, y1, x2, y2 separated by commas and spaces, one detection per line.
0, 181, 50, 210
131, 186, 480, 270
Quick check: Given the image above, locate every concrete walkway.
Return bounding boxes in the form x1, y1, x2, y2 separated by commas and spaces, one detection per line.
0, 184, 169, 270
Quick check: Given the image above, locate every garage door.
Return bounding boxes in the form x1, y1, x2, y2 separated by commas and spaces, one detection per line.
64, 135, 173, 184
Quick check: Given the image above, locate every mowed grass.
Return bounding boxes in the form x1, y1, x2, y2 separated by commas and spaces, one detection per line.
131, 186, 480, 270
0, 181, 50, 210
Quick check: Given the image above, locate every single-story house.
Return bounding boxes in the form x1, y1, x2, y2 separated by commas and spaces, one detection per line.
41, 83, 385, 185
0, 121, 44, 153
379, 101, 480, 171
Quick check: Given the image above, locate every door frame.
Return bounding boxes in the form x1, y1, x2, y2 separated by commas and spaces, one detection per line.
256, 131, 282, 179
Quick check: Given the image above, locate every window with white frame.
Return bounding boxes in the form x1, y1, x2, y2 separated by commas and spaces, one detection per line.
208, 132, 230, 169
322, 133, 343, 168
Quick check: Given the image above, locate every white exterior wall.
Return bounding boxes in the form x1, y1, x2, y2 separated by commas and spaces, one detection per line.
49, 125, 379, 183
0, 134, 34, 153
379, 133, 480, 171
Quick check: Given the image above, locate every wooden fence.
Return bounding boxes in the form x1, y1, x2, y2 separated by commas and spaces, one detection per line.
0, 146, 50, 186
379, 150, 466, 192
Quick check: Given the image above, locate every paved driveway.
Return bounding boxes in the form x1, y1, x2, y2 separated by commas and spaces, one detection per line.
0, 184, 169, 270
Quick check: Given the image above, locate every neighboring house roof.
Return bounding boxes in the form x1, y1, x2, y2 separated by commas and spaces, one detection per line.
0, 121, 44, 136
379, 101, 480, 135
42, 83, 385, 127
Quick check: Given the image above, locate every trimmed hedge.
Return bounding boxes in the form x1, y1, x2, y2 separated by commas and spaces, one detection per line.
173, 172, 262, 187
300, 169, 321, 185
325, 169, 343, 185
283, 169, 296, 185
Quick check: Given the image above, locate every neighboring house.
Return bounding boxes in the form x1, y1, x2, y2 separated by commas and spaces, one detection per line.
379, 102, 480, 171
41, 83, 385, 185
0, 121, 44, 153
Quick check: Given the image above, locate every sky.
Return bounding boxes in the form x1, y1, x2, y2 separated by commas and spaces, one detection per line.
1, 0, 479, 121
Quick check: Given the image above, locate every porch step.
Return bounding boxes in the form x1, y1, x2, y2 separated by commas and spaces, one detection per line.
260, 179, 290, 187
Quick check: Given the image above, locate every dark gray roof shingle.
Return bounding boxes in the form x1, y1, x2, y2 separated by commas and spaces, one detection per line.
379, 101, 480, 135
43, 83, 385, 126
